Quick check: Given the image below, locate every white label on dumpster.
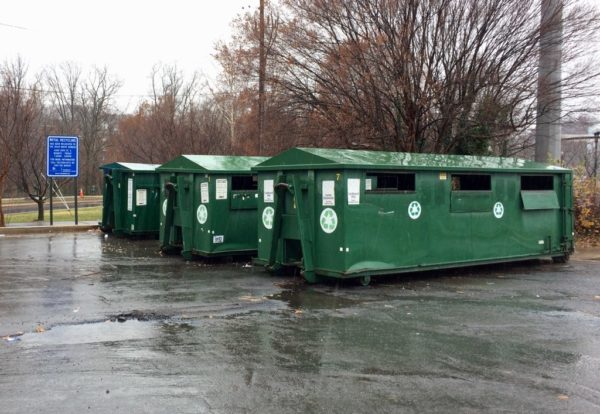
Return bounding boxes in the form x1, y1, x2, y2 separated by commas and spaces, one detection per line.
264, 179, 274, 203
322, 180, 335, 206
197, 204, 208, 224
136, 189, 147, 206
201, 182, 209, 203
162, 199, 167, 216
347, 178, 360, 205
127, 179, 133, 211
216, 179, 227, 200
320, 208, 338, 233
213, 235, 224, 244
365, 178, 372, 191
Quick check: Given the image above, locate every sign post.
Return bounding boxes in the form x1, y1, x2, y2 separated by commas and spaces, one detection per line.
47, 136, 79, 225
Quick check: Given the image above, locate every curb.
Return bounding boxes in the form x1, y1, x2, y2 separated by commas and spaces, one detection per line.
0, 225, 99, 236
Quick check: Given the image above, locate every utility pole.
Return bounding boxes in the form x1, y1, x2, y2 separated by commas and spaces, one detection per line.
258, 0, 266, 155
535, 0, 563, 163
594, 132, 599, 178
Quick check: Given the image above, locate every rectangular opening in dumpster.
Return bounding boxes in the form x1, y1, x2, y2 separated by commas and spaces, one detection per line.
521, 175, 553, 191
451, 174, 491, 191
366, 172, 415, 192
232, 175, 258, 191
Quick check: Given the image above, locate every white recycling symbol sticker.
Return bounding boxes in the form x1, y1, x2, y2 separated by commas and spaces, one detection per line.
262, 206, 274, 229
493, 202, 504, 219
407, 201, 422, 220
162, 199, 168, 216
197, 204, 208, 224
320, 208, 338, 233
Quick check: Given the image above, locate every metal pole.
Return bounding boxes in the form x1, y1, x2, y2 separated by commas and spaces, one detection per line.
74, 178, 78, 225
49, 178, 54, 226
258, 0, 266, 155
593, 132, 599, 179
535, 0, 563, 162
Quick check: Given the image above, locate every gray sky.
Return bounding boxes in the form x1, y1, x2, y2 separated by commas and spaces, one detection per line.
2, 0, 600, 115
1, 0, 254, 111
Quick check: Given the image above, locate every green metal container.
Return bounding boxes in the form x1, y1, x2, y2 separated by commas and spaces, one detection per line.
100, 162, 161, 236
253, 148, 574, 284
157, 155, 268, 259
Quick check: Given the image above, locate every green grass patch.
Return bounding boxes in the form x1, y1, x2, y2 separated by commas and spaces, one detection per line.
2, 195, 102, 207
5, 206, 102, 224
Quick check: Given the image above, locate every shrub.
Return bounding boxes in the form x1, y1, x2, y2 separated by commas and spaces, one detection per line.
573, 170, 600, 245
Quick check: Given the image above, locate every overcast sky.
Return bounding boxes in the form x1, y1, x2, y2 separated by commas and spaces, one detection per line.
1, 0, 254, 112
2, 0, 600, 117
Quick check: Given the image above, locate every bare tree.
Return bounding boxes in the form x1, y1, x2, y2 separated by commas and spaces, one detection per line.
211, 43, 255, 153
45, 63, 121, 193
11, 95, 49, 221
0, 58, 43, 225
111, 64, 229, 163
262, 0, 600, 154
78, 66, 121, 192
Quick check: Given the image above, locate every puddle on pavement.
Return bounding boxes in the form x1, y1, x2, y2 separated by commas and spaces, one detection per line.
19, 320, 159, 346
267, 288, 361, 310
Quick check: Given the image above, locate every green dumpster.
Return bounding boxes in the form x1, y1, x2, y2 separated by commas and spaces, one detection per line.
100, 162, 161, 236
253, 148, 574, 284
157, 155, 268, 259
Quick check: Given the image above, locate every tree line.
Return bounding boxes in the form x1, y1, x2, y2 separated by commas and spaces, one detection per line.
1, 0, 599, 226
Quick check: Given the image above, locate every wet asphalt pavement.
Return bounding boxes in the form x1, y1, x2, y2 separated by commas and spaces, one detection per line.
0, 233, 599, 413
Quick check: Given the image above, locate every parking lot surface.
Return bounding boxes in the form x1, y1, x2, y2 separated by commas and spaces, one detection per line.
1, 233, 599, 413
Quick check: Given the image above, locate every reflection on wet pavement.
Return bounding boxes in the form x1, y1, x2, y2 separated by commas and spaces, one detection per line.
1, 232, 600, 413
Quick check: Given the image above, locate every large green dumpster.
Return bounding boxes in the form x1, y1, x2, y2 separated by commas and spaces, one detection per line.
157, 155, 267, 259
253, 148, 574, 284
100, 162, 161, 236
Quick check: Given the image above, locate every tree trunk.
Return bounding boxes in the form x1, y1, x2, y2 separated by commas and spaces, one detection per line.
0, 177, 5, 227
36, 198, 44, 221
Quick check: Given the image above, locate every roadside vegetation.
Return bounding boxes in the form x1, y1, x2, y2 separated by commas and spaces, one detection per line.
573, 172, 600, 247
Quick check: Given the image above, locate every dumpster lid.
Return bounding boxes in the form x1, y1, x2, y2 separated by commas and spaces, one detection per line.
100, 162, 160, 172
157, 155, 268, 174
252, 147, 570, 173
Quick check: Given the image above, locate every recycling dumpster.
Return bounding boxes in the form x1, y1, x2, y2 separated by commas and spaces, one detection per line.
253, 147, 574, 285
100, 162, 161, 236
157, 155, 267, 259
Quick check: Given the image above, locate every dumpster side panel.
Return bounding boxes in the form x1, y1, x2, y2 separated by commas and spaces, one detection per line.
158, 173, 169, 245
129, 172, 160, 234
192, 175, 213, 255
159, 172, 183, 251
317, 170, 571, 278
122, 172, 135, 233
312, 171, 345, 273
100, 172, 115, 232
177, 174, 194, 258
561, 172, 575, 254
191, 174, 259, 257
112, 170, 126, 234
256, 172, 279, 264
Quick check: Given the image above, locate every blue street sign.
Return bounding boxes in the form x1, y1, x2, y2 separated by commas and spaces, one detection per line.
47, 136, 79, 177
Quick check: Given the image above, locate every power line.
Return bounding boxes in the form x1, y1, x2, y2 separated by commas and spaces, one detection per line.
0, 21, 28, 30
